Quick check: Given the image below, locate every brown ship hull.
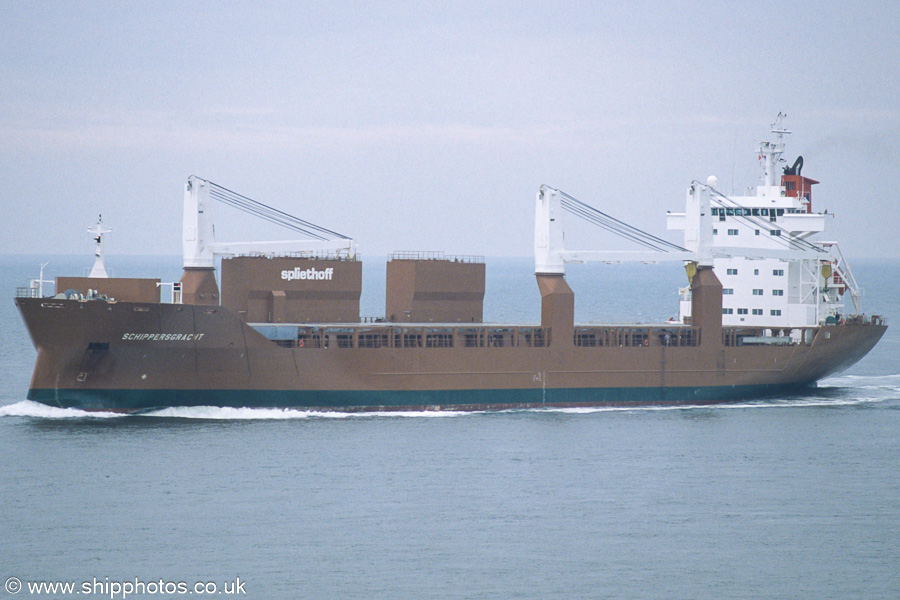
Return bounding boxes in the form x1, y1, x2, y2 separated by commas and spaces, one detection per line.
15, 297, 887, 412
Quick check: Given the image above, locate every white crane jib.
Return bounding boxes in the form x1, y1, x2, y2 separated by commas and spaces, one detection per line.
534, 172, 821, 276
533, 184, 710, 275
182, 176, 357, 269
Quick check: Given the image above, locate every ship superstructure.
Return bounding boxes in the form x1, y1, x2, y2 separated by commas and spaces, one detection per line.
668, 113, 857, 330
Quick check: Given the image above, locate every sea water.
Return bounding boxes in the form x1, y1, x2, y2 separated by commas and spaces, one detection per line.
1, 255, 898, 599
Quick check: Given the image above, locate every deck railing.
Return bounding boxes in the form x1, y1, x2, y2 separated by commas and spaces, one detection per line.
574, 326, 700, 348
259, 321, 885, 351
262, 324, 549, 349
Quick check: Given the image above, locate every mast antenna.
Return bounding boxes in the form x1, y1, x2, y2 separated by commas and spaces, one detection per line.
87, 214, 112, 278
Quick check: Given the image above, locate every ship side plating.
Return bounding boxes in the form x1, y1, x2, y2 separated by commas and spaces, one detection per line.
15, 270, 886, 411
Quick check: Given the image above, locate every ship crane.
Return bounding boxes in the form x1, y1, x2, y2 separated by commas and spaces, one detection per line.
179, 175, 356, 305
534, 179, 823, 277
183, 175, 357, 269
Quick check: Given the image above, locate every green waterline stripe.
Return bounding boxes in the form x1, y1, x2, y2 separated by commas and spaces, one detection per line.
28, 383, 815, 412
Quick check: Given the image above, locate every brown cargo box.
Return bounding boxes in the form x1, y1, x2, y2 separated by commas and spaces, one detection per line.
221, 255, 361, 323
386, 252, 485, 323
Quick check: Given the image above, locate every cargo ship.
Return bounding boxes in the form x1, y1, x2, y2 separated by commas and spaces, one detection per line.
15, 116, 886, 411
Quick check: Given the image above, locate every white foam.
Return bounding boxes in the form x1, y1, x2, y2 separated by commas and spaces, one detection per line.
143, 405, 316, 420
2, 393, 892, 421
0, 400, 125, 419
821, 373, 900, 386
819, 374, 900, 400
531, 405, 692, 414
726, 396, 888, 409
527, 395, 892, 415
142, 406, 469, 420
367, 409, 470, 418
0, 399, 474, 420
0, 400, 470, 421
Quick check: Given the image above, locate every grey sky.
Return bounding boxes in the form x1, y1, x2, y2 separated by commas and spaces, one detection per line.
2, 0, 898, 260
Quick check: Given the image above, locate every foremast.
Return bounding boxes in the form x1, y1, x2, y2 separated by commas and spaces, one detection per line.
87, 215, 112, 278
